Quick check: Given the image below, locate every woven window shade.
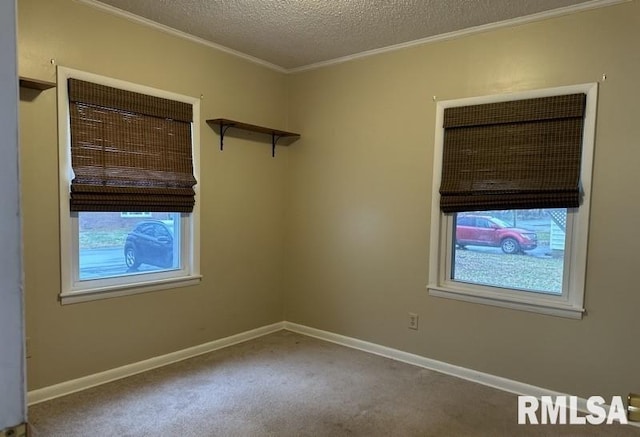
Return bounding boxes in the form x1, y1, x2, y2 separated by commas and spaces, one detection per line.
439, 93, 586, 213
68, 79, 197, 212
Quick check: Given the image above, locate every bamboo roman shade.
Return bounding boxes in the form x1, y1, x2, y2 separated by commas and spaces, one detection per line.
68, 78, 197, 212
439, 93, 586, 213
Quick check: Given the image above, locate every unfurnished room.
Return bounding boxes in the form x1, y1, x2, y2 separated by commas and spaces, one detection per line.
1, 0, 640, 435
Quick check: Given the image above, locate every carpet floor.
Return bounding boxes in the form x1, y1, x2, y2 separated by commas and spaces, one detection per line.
29, 330, 640, 436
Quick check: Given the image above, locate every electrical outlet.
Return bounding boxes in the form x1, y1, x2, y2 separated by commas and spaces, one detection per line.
25, 337, 31, 359
408, 313, 418, 330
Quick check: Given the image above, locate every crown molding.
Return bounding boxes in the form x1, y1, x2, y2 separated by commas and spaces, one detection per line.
289, 0, 630, 73
75, 0, 287, 73
78, 0, 629, 74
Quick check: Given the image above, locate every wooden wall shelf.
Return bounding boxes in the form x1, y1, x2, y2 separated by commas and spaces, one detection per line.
207, 118, 300, 157
19, 77, 56, 91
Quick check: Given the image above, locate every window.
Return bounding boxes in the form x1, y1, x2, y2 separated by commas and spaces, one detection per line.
57, 67, 201, 304
452, 209, 565, 294
78, 212, 181, 280
428, 84, 598, 319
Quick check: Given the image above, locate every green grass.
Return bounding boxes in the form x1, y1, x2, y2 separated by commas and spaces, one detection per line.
79, 230, 129, 249
454, 249, 563, 293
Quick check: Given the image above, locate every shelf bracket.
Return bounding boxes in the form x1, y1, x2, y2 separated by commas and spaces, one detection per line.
218, 121, 235, 151
271, 134, 284, 157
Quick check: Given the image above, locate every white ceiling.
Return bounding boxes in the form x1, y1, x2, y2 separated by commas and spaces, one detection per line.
89, 0, 619, 72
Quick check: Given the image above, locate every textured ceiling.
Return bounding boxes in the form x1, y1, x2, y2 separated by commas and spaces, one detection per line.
92, 0, 607, 71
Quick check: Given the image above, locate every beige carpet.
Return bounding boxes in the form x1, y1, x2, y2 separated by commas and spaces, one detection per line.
29, 330, 639, 436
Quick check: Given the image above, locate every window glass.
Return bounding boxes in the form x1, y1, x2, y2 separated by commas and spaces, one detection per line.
120, 212, 152, 218
78, 212, 181, 280
452, 209, 565, 295
457, 216, 473, 226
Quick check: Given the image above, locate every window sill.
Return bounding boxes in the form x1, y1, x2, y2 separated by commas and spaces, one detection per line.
60, 275, 202, 305
427, 285, 585, 319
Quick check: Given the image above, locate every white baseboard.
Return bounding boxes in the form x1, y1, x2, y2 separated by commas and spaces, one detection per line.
283, 322, 555, 396
27, 322, 285, 405
283, 321, 639, 427
27, 319, 639, 428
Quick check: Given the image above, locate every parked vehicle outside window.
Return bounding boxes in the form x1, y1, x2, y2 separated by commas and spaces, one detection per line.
124, 220, 175, 270
456, 214, 538, 254
78, 212, 180, 280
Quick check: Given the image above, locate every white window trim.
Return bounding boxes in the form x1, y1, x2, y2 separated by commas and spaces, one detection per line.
427, 83, 598, 319
57, 67, 201, 304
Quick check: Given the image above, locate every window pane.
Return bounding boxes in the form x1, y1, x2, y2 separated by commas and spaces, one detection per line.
78, 212, 181, 280
452, 209, 566, 294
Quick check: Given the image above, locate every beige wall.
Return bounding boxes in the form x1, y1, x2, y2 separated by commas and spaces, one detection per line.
19, 0, 289, 390
285, 1, 640, 399
19, 0, 640, 400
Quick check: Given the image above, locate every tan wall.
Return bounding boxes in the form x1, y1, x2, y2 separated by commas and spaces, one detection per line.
19, 0, 289, 390
285, 1, 640, 399
19, 0, 640, 400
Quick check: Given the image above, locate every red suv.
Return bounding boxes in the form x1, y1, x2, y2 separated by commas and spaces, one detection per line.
455, 215, 537, 254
